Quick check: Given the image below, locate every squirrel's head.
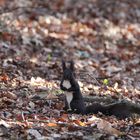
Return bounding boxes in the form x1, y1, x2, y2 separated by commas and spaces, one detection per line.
61, 60, 76, 89
62, 60, 75, 80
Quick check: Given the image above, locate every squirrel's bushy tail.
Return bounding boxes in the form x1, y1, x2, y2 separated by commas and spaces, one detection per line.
85, 103, 107, 114
128, 102, 140, 114
85, 101, 140, 119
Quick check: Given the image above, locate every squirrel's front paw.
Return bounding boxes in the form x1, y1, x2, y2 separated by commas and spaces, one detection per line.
67, 109, 72, 112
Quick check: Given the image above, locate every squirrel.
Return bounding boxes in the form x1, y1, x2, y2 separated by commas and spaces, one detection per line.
60, 60, 140, 119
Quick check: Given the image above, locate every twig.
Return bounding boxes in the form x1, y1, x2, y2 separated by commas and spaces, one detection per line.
87, 73, 101, 86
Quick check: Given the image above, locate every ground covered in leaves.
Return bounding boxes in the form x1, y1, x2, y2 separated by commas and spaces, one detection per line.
0, 0, 140, 139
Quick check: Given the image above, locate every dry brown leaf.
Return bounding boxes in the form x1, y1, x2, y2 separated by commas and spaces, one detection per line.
86, 115, 99, 125
57, 117, 66, 122
0, 0, 5, 6
47, 122, 57, 127
135, 119, 140, 126
97, 120, 123, 137
73, 120, 85, 127
58, 113, 68, 122
0, 119, 10, 128
0, 73, 9, 82
46, 93, 58, 100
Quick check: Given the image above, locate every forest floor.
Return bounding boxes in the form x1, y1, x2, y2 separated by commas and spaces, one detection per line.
0, 0, 140, 139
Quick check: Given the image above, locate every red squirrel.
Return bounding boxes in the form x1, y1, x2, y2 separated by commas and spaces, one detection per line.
60, 60, 140, 119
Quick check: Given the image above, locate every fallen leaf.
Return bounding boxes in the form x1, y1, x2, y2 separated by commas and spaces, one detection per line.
97, 120, 123, 137
47, 123, 57, 127
0, 73, 9, 82
73, 120, 85, 127
0, 119, 10, 128
46, 93, 58, 100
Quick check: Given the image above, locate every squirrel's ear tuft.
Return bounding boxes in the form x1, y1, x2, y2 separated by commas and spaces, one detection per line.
62, 60, 66, 71
69, 60, 74, 71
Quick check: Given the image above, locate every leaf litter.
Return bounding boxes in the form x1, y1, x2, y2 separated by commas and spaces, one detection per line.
0, 0, 140, 139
